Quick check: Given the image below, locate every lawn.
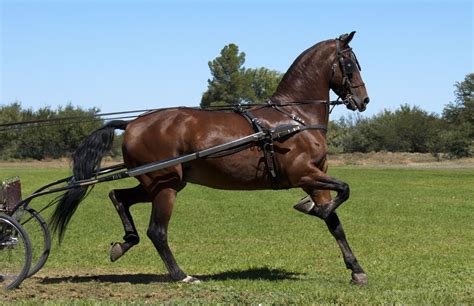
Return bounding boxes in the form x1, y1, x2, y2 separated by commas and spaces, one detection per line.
1, 166, 473, 303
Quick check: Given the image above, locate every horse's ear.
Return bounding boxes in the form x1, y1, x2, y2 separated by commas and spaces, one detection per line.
339, 31, 356, 46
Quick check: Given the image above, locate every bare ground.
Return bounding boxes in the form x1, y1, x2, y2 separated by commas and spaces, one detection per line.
328, 152, 474, 168
2, 268, 254, 303
0, 157, 120, 169
1, 153, 473, 169
2, 270, 182, 303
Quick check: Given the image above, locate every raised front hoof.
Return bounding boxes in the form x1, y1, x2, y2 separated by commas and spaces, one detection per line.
109, 242, 125, 262
294, 196, 332, 219
351, 272, 368, 286
181, 275, 201, 284
293, 196, 315, 214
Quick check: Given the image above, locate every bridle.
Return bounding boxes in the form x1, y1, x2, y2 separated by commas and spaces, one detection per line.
205, 35, 368, 121
330, 35, 366, 110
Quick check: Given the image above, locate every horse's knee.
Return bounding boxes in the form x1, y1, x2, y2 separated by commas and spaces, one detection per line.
338, 182, 350, 201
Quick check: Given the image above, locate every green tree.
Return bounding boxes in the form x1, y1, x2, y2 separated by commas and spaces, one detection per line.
334, 114, 373, 153
244, 67, 283, 104
443, 73, 473, 130
439, 73, 473, 157
0, 102, 23, 159
201, 44, 283, 107
331, 105, 443, 153
374, 105, 442, 153
0, 102, 102, 160
201, 44, 250, 108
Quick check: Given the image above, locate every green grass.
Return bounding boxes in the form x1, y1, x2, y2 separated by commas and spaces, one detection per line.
1, 166, 473, 303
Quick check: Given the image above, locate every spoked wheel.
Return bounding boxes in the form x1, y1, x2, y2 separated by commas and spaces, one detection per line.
0, 214, 32, 290
18, 207, 51, 278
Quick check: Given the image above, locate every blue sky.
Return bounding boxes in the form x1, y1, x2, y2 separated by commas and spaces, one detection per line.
1, 0, 472, 119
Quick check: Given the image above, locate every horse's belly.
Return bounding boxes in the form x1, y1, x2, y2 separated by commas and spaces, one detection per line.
183, 153, 271, 190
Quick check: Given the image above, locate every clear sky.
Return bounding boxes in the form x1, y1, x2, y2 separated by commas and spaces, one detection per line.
1, 0, 472, 119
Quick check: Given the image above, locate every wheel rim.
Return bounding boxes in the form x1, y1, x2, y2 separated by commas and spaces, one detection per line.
20, 207, 52, 278
0, 214, 32, 289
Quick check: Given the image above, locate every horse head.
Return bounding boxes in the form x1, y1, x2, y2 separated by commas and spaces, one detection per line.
329, 31, 370, 112
271, 31, 369, 112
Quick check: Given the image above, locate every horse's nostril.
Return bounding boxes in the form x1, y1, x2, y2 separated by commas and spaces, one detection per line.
364, 97, 370, 104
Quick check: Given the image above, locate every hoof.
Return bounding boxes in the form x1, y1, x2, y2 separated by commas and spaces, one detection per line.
293, 196, 315, 214
181, 275, 201, 284
110, 242, 124, 262
351, 272, 368, 285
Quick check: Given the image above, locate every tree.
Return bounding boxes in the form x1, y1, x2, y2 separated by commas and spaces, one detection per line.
330, 105, 443, 154
443, 73, 473, 128
244, 67, 282, 104
439, 73, 473, 157
0, 102, 23, 159
201, 44, 283, 107
201, 44, 250, 108
0, 102, 103, 160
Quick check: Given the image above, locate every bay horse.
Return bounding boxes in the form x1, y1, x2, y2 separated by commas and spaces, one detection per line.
51, 31, 370, 285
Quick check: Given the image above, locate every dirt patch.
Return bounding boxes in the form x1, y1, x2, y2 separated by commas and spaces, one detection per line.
328, 152, 474, 168
0, 157, 121, 169
1, 153, 472, 169
1, 269, 229, 303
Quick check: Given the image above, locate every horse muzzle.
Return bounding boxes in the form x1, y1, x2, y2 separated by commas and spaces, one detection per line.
345, 95, 369, 112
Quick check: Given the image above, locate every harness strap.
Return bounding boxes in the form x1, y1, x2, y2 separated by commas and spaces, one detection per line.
299, 124, 328, 132
269, 102, 306, 125
234, 108, 279, 188
233, 105, 328, 190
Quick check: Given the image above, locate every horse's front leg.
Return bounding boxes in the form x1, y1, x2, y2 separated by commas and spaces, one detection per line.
294, 172, 349, 219
325, 211, 367, 285
295, 170, 367, 285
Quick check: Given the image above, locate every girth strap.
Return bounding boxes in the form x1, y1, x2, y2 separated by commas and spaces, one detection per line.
234, 108, 279, 188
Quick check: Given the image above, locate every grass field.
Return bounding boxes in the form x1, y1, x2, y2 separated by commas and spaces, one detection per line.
1, 166, 473, 303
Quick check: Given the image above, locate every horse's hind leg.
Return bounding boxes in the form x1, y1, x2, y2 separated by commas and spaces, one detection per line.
109, 185, 151, 261
147, 187, 198, 283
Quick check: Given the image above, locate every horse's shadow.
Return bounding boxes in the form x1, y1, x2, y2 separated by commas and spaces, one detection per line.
39, 267, 303, 284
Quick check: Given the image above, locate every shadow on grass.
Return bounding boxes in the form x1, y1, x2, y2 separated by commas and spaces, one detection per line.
39, 267, 303, 285
203, 267, 303, 281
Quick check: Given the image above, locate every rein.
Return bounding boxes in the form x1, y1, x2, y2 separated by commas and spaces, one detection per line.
201, 99, 344, 115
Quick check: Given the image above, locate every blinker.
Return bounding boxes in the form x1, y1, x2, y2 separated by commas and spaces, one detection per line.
343, 58, 356, 74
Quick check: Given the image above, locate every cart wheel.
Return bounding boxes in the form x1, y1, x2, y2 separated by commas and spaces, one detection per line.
19, 207, 51, 278
0, 213, 32, 290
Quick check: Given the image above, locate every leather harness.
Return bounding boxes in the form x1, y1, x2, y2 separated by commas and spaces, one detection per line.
233, 101, 330, 189
208, 34, 365, 189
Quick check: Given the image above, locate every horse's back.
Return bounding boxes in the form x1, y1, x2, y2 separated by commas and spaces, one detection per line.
122, 108, 271, 189
124, 108, 254, 154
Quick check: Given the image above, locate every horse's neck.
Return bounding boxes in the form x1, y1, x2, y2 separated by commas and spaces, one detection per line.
271, 44, 332, 104
270, 42, 333, 126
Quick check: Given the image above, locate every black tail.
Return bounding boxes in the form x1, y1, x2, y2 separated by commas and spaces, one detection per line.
50, 120, 128, 242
